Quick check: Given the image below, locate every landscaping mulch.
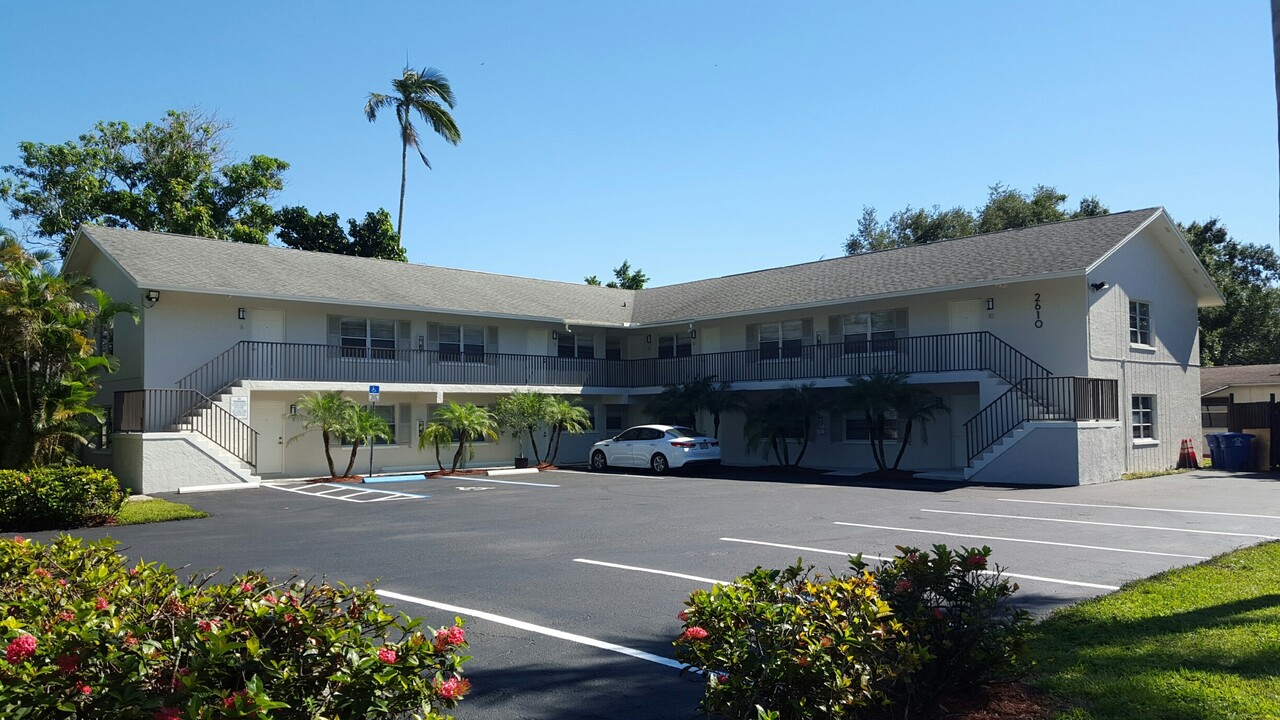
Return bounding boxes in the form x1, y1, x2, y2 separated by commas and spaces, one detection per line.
303, 475, 363, 484
942, 681, 1056, 720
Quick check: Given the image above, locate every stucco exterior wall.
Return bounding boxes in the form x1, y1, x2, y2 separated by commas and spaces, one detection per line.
67, 244, 145, 404
1087, 226, 1203, 473
969, 424, 1081, 485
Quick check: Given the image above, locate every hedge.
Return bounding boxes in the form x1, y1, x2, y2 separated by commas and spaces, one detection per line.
0, 467, 127, 531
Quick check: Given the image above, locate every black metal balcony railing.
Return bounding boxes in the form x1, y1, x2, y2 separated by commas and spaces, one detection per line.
176, 331, 1051, 398
114, 389, 258, 469
964, 376, 1119, 463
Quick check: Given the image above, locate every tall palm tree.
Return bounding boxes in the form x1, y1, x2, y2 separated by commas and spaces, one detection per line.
364, 66, 462, 241
288, 390, 357, 478
342, 406, 392, 478
418, 421, 456, 472
842, 374, 907, 471
432, 401, 498, 473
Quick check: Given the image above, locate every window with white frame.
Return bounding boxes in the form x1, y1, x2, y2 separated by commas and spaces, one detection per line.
558, 332, 595, 359
605, 404, 624, 432
845, 409, 900, 442
1131, 395, 1155, 440
759, 320, 803, 360
843, 311, 899, 354
1129, 301, 1151, 346
341, 318, 397, 359
342, 404, 398, 446
440, 324, 485, 362
658, 333, 692, 359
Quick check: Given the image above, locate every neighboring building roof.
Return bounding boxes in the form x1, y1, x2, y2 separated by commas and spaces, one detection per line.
68, 207, 1217, 328
1200, 364, 1280, 396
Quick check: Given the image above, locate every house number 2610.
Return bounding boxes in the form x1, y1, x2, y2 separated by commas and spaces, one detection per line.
1033, 293, 1043, 328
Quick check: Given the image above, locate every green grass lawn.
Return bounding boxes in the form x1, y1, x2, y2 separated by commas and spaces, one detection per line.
1028, 541, 1280, 720
114, 498, 208, 525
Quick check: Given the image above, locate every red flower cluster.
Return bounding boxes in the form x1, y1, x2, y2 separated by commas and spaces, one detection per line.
435, 676, 471, 700
223, 690, 250, 708
239, 582, 253, 593
6, 634, 36, 664
95, 597, 109, 611
680, 627, 709, 642
153, 707, 182, 720
57, 610, 75, 622
377, 646, 398, 664
894, 579, 913, 593
964, 554, 988, 571
434, 625, 465, 652
197, 619, 220, 633
75, 682, 92, 695
56, 654, 78, 674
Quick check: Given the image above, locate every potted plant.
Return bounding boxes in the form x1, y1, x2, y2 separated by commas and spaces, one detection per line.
495, 391, 549, 468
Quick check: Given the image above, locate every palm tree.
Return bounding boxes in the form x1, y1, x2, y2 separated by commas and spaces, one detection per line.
545, 396, 592, 465
741, 384, 827, 467
889, 385, 949, 470
843, 374, 906, 471
690, 376, 743, 439
365, 66, 462, 241
418, 421, 456, 472
342, 406, 392, 478
288, 391, 357, 477
432, 401, 498, 473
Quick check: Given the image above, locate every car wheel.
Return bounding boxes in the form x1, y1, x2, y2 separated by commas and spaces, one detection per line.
650, 453, 669, 475
591, 450, 609, 471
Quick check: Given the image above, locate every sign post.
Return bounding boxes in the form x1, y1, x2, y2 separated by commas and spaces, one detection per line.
368, 385, 380, 477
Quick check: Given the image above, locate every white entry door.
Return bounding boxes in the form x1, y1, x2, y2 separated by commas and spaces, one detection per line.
948, 299, 984, 334
253, 401, 284, 475
249, 309, 285, 379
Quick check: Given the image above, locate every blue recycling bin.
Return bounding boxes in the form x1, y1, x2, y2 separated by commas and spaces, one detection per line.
1217, 432, 1255, 471
1205, 434, 1224, 468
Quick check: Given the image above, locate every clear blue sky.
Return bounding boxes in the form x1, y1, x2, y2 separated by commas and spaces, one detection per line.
2, 1, 1276, 286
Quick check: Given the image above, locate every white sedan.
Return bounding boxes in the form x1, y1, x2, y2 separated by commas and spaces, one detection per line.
589, 424, 721, 474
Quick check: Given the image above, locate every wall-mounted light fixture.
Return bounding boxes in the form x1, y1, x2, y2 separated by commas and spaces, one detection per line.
238, 308, 246, 320
143, 290, 160, 307
289, 404, 298, 416
1090, 281, 1109, 291
645, 334, 652, 344
689, 329, 697, 339
417, 335, 425, 351
417, 420, 426, 434
816, 331, 823, 344
552, 330, 559, 340
986, 298, 994, 311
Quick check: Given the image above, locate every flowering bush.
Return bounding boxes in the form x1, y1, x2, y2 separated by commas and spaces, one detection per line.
675, 546, 1030, 719
0, 467, 127, 531
0, 535, 470, 719
674, 563, 923, 719
855, 544, 1030, 711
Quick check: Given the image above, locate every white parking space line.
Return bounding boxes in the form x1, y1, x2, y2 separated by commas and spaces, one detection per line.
998, 498, 1280, 521
921, 509, 1279, 540
263, 483, 428, 503
445, 476, 560, 488
720, 537, 1120, 590
573, 559, 728, 585
375, 590, 691, 672
832, 522, 1210, 560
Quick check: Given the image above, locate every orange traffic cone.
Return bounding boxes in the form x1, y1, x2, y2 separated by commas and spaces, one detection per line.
1176, 439, 1189, 469
1185, 438, 1199, 468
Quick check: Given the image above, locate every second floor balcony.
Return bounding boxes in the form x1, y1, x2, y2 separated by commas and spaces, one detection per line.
177, 331, 1054, 397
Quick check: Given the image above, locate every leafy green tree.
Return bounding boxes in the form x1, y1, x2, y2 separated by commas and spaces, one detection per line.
275, 206, 407, 261
1184, 219, 1280, 366
585, 260, 649, 289
341, 406, 393, 477
0, 240, 135, 467
545, 395, 593, 465
417, 422, 456, 471
742, 384, 827, 467
645, 375, 742, 438
288, 390, 358, 478
494, 390, 549, 462
365, 66, 462, 241
432, 401, 498, 473
0, 110, 288, 257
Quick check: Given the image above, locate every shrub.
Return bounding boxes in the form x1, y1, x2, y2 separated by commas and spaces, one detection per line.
675, 546, 1030, 719
0, 467, 127, 531
856, 545, 1031, 712
674, 563, 923, 719
0, 535, 470, 719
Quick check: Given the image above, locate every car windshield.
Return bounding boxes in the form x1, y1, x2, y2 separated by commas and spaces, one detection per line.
667, 427, 703, 438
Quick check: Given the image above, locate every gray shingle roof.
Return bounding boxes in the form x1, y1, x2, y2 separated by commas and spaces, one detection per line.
74, 209, 1163, 328
76, 226, 636, 326
632, 209, 1162, 324
1201, 364, 1280, 395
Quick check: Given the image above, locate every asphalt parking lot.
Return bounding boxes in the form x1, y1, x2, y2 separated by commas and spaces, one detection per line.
53, 468, 1280, 720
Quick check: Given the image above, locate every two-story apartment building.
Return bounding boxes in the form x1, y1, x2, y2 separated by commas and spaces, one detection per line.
63, 208, 1223, 493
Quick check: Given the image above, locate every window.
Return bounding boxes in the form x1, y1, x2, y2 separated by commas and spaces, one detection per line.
440, 324, 485, 362
760, 320, 802, 360
341, 318, 397, 359
343, 404, 398, 445
605, 404, 624, 432
1131, 395, 1154, 440
842, 311, 899, 354
1129, 301, 1151, 346
97, 318, 115, 357
845, 410, 900, 441
658, 333, 692, 358
558, 332, 595, 359
605, 336, 623, 361
1201, 401, 1229, 428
